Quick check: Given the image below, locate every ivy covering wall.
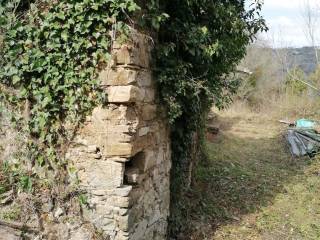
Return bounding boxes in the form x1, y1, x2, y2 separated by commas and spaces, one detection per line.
0, 0, 139, 189
0, 0, 266, 237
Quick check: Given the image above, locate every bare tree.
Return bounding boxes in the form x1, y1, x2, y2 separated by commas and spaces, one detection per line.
301, 0, 319, 63
268, 29, 292, 85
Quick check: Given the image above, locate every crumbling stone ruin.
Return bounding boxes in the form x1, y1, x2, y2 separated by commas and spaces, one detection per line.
66, 31, 171, 239
0, 30, 171, 240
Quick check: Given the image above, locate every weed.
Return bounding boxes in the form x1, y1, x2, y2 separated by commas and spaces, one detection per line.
18, 175, 32, 193
78, 194, 88, 207
1, 205, 22, 221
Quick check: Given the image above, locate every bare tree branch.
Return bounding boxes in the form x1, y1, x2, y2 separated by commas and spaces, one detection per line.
301, 0, 319, 63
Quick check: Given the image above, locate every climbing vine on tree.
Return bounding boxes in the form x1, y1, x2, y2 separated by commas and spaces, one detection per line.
148, 0, 267, 235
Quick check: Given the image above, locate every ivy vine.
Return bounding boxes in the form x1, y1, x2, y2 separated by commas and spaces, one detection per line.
1, 0, 266, 237
0, 0, 138, 184
149, 0, 267, 235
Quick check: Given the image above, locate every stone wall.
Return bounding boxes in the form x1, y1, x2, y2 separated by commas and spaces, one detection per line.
66, 31, 171, 240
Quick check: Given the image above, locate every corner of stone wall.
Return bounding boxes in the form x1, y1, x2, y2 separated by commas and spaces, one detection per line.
66, 29, 171, 240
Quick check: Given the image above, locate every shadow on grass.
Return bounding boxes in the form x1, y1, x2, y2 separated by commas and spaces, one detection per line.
180, 115, 311, 240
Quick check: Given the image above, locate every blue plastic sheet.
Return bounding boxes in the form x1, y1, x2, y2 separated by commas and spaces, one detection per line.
296, 119, 316, 128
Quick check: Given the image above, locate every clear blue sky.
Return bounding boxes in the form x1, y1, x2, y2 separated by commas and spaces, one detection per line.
257, 0, 320, 47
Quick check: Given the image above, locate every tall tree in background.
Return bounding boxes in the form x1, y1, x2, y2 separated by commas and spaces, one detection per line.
302, 0, 319, 63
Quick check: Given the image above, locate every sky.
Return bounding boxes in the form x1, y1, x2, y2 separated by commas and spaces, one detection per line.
259, 0, 320, 48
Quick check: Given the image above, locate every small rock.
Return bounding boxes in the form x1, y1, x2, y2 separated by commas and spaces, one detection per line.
93, 153, 102, 159
124, 167, 139, 184
54, 207, 64, 218
87, 145, 98, 153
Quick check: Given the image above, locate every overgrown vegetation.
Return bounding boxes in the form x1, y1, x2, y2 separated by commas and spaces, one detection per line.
191, 36, 320, 238
185, 108, 320, 240
0, 0, 139, 186
0, 0, 139, 235
0, 0, 267, 237
236, 42, 320, 118
153, 1, 267, 235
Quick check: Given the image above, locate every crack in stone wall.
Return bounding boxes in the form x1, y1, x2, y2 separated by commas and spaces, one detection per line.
66, 30, 171, 240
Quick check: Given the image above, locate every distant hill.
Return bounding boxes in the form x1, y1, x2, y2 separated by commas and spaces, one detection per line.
284, 47, 318, 75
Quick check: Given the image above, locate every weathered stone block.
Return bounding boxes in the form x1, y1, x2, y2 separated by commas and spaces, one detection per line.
105, 130, 134, 144
134, 134, 153, 152
117, 215, 131, 232
114, 32, 151, 69
100, 68, 152, 87
119, 208, 129, 216
138, 127, 150, 137
95, 204, 113, 216
104, 143, 134, 157
87, 145, 98, 153
114, 233, 129, 240
69, 227, 94, 240
108, 196, 131, 208
114, 186, 133, 197
107, 86, 142, 103
137, 71, 152, 87
141, 104, 157, 121
143, 88, 156, 103
100, 218, 116, 232
76, 160, 124, 189
92, 105, 138, 122
100, 68, 137, 86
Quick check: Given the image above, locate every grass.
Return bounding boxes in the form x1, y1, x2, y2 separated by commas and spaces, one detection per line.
256, 162, 320, 240
184, 110, 320, 240
1, 204, 22, 221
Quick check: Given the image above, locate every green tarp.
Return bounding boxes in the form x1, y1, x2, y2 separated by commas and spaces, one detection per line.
286, 119, 320, 157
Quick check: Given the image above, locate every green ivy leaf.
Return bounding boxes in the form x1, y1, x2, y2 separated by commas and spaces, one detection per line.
57, 12, 65, 20
12, 75, 20, 85
61, 30, 68, 41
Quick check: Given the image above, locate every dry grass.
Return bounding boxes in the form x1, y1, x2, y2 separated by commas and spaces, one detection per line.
183, 107, 320, 240
229, 92, 320, 123
274, 94, 320, 119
